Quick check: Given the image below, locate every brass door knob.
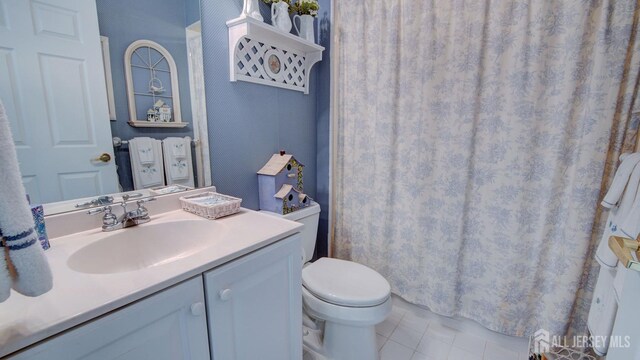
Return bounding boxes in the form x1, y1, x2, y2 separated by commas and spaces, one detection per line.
94, 153, 112, 163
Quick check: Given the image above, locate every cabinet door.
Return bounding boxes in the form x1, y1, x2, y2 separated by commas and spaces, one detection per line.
204, 235, 302, 360
11, 277, 210, 360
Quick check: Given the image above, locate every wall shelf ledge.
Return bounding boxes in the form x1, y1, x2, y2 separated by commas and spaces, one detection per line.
128, 121, 189, 128
226, 15, 324, 94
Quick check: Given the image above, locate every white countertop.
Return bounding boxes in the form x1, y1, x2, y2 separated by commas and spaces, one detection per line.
0, 209, 302, 358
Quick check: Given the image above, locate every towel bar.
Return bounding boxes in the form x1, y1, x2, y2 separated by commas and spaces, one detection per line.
608, 236, 640, 271
112, 137, 198, 148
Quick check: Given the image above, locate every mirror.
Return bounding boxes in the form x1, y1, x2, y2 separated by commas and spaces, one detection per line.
0, 0, 210, 215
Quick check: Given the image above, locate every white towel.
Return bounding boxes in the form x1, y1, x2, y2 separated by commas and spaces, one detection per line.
136, 138, 155, 165
612, 261, 628, 302
0, 100, 53, 302
596, 211, 626, 267
596, 154, 640, 267
588, 267, 618, 356
601, 153, 640, 208
169, 160, 189, 180
171, 142, 187, 159
129, 137, 165, 189
619, 177, 640, 238
162, 137, 194, 188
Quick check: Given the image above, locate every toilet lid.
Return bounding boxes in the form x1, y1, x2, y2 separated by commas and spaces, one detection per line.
302, 258, 391, 307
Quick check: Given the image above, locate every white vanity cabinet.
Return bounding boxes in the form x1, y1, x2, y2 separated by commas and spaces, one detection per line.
204, 235, 303, 360
7, 234, 302, 360
11, 277, 210, 360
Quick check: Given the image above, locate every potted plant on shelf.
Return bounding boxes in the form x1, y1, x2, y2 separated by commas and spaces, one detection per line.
262, 0, 293, 33
292, 0, 319, 43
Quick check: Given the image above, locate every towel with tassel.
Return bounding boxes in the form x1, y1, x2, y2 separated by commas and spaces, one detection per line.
162, 137, 194, 188
129, 137, 165, 189
0, 100, 53, 302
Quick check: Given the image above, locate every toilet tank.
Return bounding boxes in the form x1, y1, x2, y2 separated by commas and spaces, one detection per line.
261, 202, 320, 263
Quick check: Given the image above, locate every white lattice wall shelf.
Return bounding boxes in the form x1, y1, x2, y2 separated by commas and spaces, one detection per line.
226, 16, 324, 94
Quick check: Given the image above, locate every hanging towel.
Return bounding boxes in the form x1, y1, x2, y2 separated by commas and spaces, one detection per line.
601, 153, 640, 208
619, 173, 640, 238
169, 159, 189, 180
588, 152, 640, 354
596, 154, 640, 267
162, 137, 194, 188
596, 211, 627, 267
0, 100, 53, 302
135, 138, 155, 165
171, 142, 187, 159
587, 267, 618, 356
129, 137, 165, 189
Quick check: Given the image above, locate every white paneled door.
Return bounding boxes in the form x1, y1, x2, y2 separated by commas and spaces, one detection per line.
0, 0, 118, 204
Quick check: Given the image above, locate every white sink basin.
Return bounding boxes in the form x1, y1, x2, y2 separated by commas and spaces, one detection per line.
67, 220, 225, 274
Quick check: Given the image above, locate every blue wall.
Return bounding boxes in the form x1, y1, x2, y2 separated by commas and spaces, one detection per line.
201, 1, 319, 213
185, 0, 201, 27
96, 0, 195, 191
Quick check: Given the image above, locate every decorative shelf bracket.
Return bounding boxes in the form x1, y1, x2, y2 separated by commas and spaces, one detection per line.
226, 16, 324, 95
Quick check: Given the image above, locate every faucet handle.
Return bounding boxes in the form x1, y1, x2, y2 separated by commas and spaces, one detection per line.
87, 206, 118, 227
136, 197, 157, 206
87, 206, 109, 215
130, 197, 156, 221
101, 207, 118, 227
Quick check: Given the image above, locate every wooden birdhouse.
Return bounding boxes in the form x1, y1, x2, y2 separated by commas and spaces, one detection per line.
273, 185, 309, 214
258, 151, 309, 214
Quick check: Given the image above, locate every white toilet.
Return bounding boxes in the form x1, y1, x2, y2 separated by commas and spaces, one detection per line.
263, 202, 392, 359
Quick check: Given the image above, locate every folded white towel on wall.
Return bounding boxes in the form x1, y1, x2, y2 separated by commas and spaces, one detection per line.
588, 267, 618, 356
596, 153, 640, 266
0, 100, 53, 302
589, 152, 640, 354
162, 137, 194, 188
129, 137, 165, 189
135, 137, 155, 165
619, 170, 640, 238
169, 160, 189, 180
596, 212, 625, 268
601, 153, 640, 208
171, 142, 187, 159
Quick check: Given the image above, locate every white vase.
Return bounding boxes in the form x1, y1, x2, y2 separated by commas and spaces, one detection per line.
293, 14, 315, 43
271, 2, 292, 33
242, 0, 263, 22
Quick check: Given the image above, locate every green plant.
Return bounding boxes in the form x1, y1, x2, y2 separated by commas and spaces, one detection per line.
291, 0, 319, 16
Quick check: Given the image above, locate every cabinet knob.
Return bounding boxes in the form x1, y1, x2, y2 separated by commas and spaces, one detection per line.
219, 288, 232, 301
190, 302, 205, 316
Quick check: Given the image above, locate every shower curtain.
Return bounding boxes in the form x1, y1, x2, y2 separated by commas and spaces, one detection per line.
333, 0, 640, 337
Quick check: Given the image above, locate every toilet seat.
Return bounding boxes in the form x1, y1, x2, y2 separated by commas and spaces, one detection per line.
302, 258, 391, 307
303, 286, 392, 327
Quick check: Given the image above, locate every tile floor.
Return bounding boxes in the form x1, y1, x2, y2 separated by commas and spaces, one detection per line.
377, 295, 530, 360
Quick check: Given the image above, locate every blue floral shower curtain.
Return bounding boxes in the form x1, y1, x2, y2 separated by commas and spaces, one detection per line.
333, 1, 640, 336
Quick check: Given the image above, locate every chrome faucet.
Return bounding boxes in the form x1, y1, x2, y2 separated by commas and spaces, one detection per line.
88, 196, 156, 232
74, 192, 144, 209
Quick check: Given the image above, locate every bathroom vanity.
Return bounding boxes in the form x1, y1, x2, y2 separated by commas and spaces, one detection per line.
0, 191, 303, 359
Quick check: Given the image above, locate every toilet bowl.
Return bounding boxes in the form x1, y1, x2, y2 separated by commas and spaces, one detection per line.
261, 202, 391, 359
